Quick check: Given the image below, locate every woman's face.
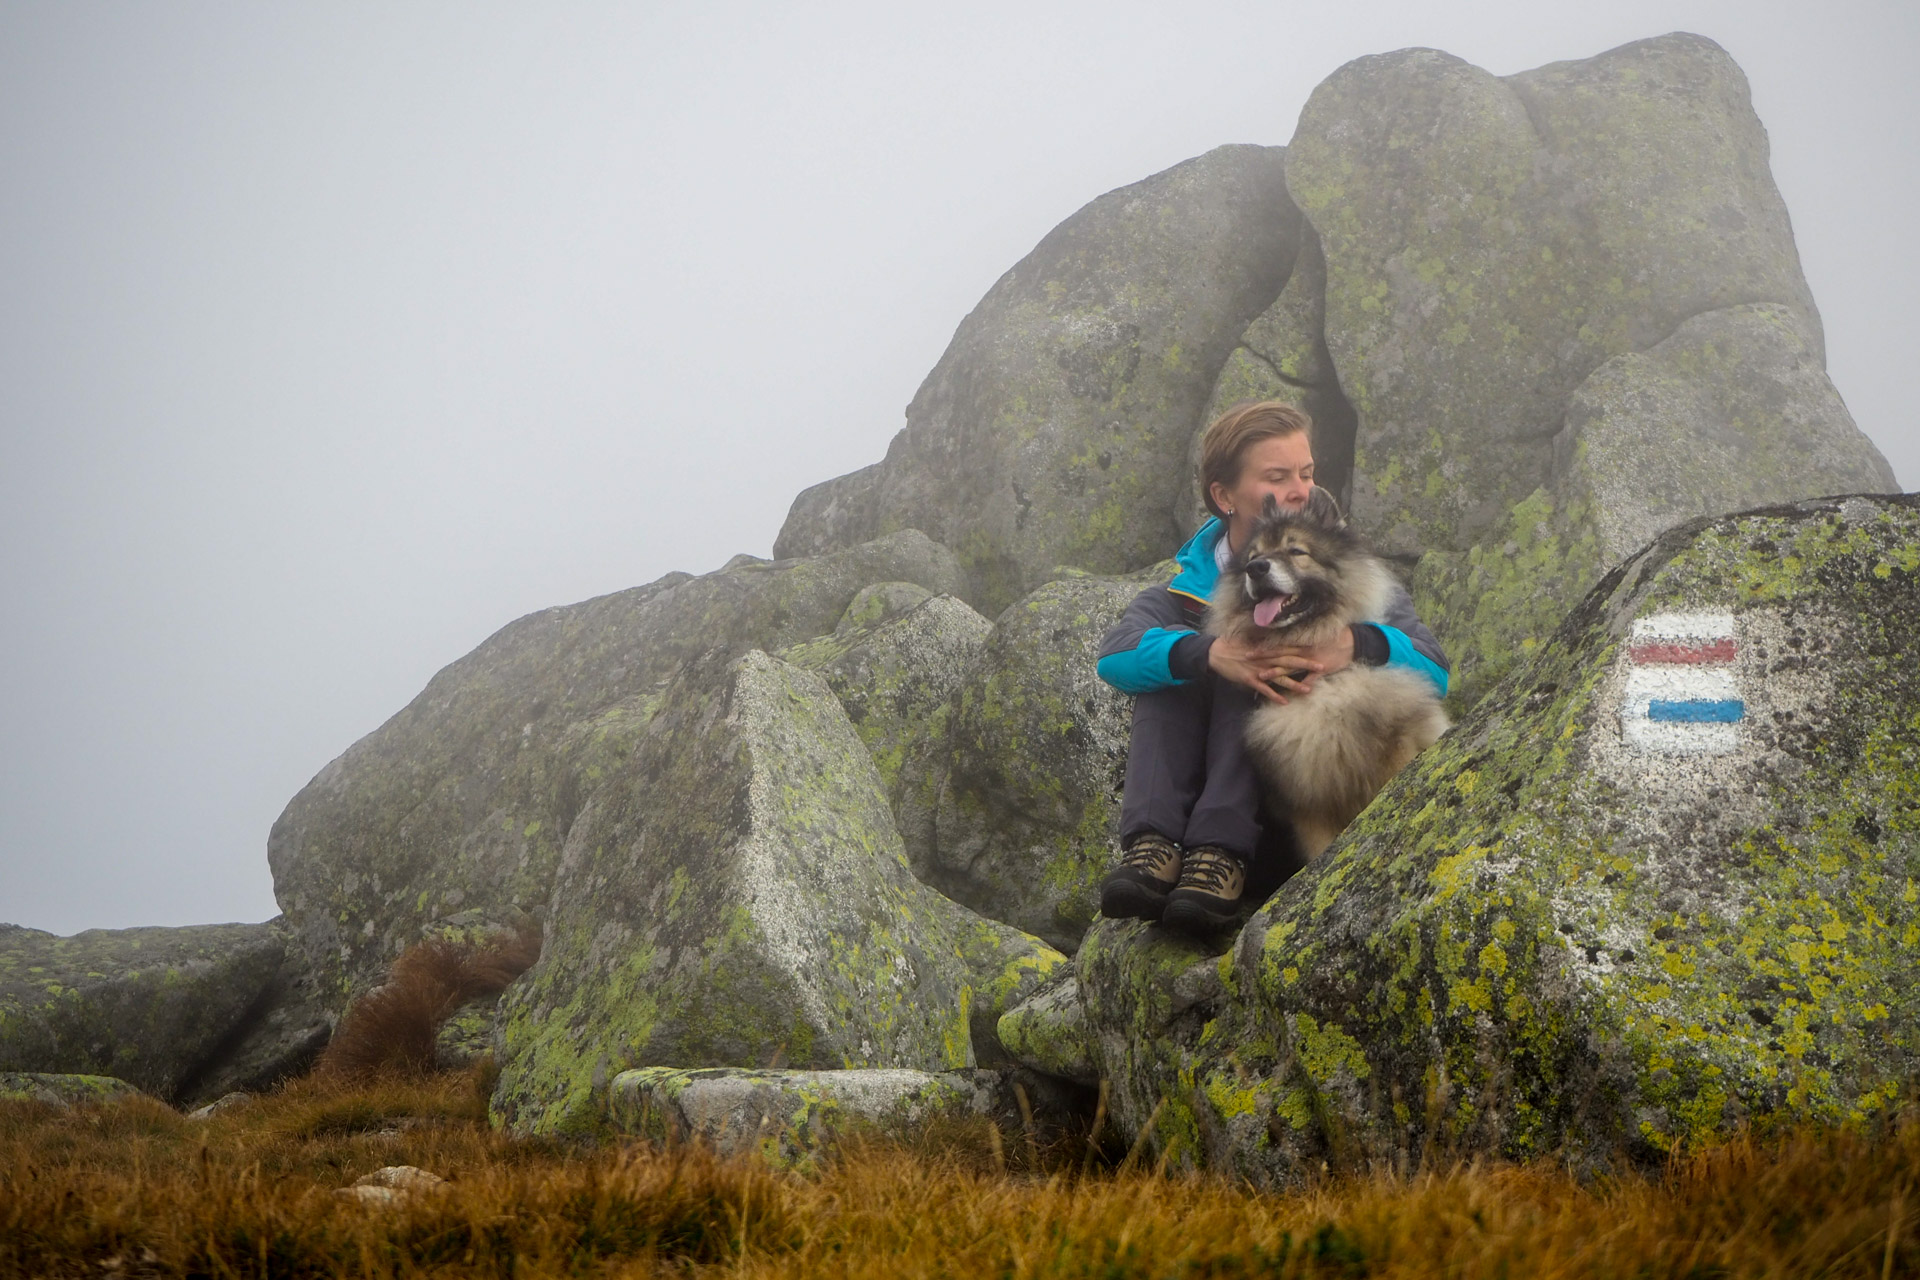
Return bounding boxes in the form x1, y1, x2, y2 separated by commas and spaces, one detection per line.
1211, 432, 1315, 526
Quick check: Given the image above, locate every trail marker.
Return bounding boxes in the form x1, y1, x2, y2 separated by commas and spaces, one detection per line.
1621, 612, 1743, 755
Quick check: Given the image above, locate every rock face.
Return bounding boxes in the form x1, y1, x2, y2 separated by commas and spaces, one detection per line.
1562, 305, 1893, 566
904, 573, 1145, 950
1282, 34, 1896, 703
0, 1072, 146, 1107
1033, 493, 1920, 1184
779, 586, 992, 809
609, 1065, 1085, 1169
995, 975, 1099, 1087
0, 921, 320, 1103
775, 145, 1300, 615
490, 650, 1064, 1137
269, 531, 967, 1006
1194, 228, 1358, 525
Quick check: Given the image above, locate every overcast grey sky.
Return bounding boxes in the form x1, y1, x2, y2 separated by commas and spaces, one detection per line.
3, 2, 1915, 935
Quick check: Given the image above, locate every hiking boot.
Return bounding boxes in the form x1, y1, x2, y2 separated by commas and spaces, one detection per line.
1161, 845, 1248, 933
1099, 833, 1183, 920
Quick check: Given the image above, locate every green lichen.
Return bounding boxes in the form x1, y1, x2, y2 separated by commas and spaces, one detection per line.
607, 1066, 992, 1172
1409, 485, 1605, 711
492, 651, 1023, 1138
276, 532, 967, 1006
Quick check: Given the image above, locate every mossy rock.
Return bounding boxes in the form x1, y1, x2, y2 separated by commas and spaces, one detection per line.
0, 1072, 146, 1107
434, 995, 501, 1071
909, 573, 1149, 950
1193, 227, 1359, 525
996, 975, 1099, 1086
779, 589, 992, 812
775, 145, 1301, 615
269, 530, 967, 1008
1564, 304, 1895, 567
1078, 493, 1920, 1185
1282, 35, 1895, 711
1407, 302, 1896, 708
607, 1065, 1084, 1170
1292, 34, 1846, 560
489, 649, 1064, 1138
0, 921, 302, 1103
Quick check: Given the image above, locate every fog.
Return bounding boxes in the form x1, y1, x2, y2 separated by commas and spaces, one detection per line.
2, 1, 1914, 934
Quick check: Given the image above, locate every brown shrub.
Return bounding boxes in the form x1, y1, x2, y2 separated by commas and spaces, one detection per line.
315, 923, 541, 1082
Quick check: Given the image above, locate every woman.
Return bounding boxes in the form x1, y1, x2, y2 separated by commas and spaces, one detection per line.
1094, 401, 1449, 933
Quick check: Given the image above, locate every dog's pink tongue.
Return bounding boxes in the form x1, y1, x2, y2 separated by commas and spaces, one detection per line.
1253, 595, 1290, 628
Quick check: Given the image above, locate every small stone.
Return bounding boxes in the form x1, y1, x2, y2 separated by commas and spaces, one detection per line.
997, 977, 1099, 1086
352, 1165, 447, 1192
186, 1091, 250, 1120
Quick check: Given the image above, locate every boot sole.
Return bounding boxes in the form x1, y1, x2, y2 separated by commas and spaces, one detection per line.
1100, 878, 1171, 921
1161, 894, 1243, 933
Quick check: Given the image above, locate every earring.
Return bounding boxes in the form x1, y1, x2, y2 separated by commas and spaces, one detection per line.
1225, 507, 1235, 516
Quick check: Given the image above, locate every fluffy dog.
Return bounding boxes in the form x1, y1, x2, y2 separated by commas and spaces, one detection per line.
1207, 489, 1449, 858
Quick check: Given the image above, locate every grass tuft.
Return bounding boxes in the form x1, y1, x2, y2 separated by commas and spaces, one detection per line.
315, 925, 541, 1082
4, 1069, 1920, 1277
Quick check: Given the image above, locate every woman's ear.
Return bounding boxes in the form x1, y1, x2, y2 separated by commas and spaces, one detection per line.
1207, 480, 1235, 518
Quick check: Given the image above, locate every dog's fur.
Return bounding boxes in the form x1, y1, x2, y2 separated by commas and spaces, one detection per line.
1207, 489, 1449, 859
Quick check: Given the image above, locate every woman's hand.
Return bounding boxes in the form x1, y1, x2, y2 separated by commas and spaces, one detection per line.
1265, 628, 1355, 686
1208, 628, 1356, 704
1208, 633, 1325, 704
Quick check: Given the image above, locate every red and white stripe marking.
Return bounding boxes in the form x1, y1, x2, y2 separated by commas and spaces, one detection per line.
1621, 612, 1744, 755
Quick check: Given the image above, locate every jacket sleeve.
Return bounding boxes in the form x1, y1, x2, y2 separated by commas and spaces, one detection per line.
1096, 585, 1202, 695
1369, 583, 1451, 698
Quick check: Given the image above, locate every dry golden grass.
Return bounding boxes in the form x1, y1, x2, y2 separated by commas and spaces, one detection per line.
4, 1065, 1919, 1279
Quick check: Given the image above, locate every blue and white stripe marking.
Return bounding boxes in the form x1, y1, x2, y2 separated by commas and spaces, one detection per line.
1621, 612, 1744, 755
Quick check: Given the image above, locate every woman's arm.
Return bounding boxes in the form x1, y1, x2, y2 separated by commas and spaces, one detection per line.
1094, 585, 1202, 695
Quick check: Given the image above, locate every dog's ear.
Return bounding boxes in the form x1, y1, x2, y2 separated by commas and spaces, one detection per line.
1260, 493, 1280, 520
1302, 485, 1347, 530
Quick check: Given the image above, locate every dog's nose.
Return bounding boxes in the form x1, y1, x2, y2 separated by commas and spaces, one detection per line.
1246, 559, 1270, 576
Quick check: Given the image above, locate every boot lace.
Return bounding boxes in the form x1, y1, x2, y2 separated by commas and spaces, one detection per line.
1120, 833, 1179, 872
1180, 846, 1242, 894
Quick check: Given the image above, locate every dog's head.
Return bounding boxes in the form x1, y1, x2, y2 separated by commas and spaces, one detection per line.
1231, 488, 1359, 632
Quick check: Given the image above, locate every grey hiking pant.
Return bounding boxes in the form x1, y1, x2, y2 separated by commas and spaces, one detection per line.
1119, 676, 1265, 862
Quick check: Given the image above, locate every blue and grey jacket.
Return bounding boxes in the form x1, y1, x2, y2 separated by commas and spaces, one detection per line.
1095, 517, 1450, 697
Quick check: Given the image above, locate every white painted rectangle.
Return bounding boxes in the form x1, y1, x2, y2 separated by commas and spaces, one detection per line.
1629, 612, 1738, 643
1623, 665, 1739, 710
1622, 716, 1741, 754
1621, 614, 1744, 756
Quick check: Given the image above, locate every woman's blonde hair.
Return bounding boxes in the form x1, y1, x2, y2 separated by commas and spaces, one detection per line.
1197, 400, 1313, 518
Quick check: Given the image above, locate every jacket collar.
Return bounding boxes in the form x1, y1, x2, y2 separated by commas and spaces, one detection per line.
1167, 518, 1226, 605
